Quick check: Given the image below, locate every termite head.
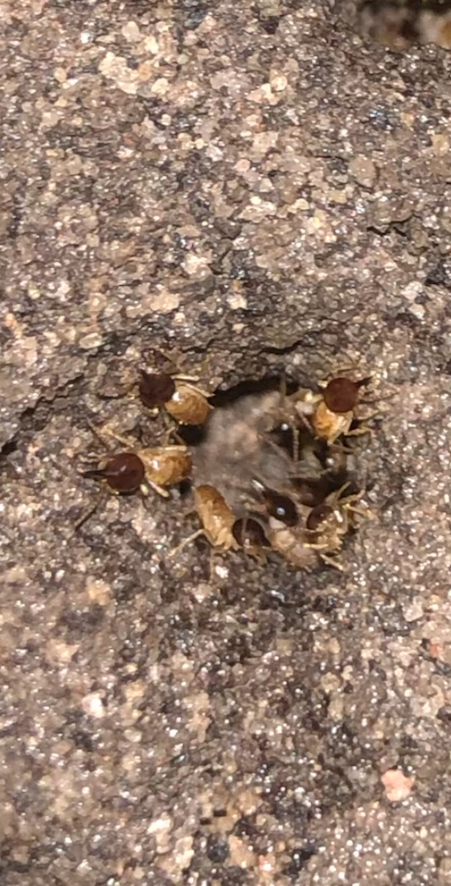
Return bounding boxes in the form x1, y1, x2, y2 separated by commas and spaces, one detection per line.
305, 502, 335, 532
252, 479, 299, 527
322, 376, 371, 415
138, 371, 176, 408
82, 452, 145, 494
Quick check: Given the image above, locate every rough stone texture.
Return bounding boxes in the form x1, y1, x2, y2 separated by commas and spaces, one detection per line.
1, 0, 451, 884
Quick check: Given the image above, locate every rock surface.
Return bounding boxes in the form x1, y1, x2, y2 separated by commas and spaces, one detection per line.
1, 0, 451, 883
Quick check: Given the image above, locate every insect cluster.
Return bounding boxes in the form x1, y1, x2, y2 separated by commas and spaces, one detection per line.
80, 356, 379, 571
358, 0, 451, 52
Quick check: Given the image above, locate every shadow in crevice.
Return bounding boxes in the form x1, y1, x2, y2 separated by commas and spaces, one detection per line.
209, 374, 294, 408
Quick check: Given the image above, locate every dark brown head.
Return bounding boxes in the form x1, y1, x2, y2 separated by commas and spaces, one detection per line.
306, 503, 334, 532
323, 377, 360, 414
139, 371, 176, 408
83, 452, 145, 494
263, 489, 299, 526
232, 516, 268, 548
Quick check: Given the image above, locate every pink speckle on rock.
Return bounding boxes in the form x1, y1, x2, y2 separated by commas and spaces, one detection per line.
381, 769, 415, 802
